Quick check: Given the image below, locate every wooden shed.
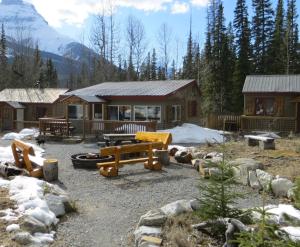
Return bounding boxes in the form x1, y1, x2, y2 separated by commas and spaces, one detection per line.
241, 75, 300, 133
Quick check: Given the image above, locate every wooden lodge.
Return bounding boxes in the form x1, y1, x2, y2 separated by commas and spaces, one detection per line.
0, 88, 68, 131
241, 75, 300, 133
52, 80, 202, 137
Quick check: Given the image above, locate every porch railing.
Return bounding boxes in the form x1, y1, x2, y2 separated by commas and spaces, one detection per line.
39, 118, 71, 136
241, 115, 296, 133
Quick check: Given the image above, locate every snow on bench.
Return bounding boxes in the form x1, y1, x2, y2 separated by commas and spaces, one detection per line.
28, 154, 45, 167
244, 135, 275, 150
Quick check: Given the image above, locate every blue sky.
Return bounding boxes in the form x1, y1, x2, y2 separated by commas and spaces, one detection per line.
25, 0, 300, 64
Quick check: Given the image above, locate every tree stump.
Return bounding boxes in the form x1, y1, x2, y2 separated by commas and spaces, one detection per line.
153, 150, 170, 166
43, 159, 58, 182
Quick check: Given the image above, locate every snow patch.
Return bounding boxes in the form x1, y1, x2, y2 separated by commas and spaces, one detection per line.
2, 128, 39, 140
160, 123, 224, 144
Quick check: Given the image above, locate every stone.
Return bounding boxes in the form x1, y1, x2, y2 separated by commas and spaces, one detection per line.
45, 194, 65, 217
229, 158, 263, 185
59, 195, 75, 213
271, 178, 294, 197
256, 169, 273, 191
209, 167, 221, 177
20, 216, 48, 234
12, 232, 33, 245
248, 170, 262, 190
160, 200, 192, 216
192, 150, 206, 159
134, 226, 161, 246
191, 159, 203, 171
174, 151, 193, 164
138, 209, 167, 227
204, 152, 223, 159
49, 184, 68, 197
190, 199, 200, 211
288, 188, 295, 200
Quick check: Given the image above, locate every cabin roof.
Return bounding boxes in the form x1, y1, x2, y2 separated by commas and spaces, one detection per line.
0, 88, 69, 103
64, 80, 196, 97
243, 75, 300, 93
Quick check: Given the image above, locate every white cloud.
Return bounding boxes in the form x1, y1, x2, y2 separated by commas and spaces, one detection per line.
24, 0, 173, 27
171, 1, 189, 14
190, 0, 209, 7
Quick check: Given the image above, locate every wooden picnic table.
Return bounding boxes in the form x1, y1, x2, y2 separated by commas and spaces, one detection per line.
103, 133, 137, 146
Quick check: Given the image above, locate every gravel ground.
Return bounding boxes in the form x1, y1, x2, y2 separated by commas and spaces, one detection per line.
0, 140, 278, 247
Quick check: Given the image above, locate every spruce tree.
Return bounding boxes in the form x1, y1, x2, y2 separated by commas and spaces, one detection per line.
151, 49, 157, 80
252, 0, 274, 73
285, 0, 299, 74
232, 0, 251, 113
171, 59, 176, 80
182, 21, 193, 79
0, 23, 8, 89
268, 0, 285, 74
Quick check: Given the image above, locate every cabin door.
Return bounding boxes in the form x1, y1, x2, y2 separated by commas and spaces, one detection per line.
1, 106, 14, 130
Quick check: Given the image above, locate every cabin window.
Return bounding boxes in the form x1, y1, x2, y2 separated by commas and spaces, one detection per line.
188, 101, 197, 117
172, 105, 181, 121
93, 104, 103, 119
68, 104, 88, 119
36, 106, 47, 120
255, 98, 275, 116
108, 105, 131, 121
134, 106, 161, 122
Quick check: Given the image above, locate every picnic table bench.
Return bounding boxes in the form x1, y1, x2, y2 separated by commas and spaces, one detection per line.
244, 135, 275, 150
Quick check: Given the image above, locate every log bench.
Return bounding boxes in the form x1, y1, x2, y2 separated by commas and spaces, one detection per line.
97, 142, 164, 177
135, 132, 172, 150
11, 139, 45, 178
244, 135, 275, 150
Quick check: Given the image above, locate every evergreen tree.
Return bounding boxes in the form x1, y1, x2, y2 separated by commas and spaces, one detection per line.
171, 59, 176, 80
127, 53, 136, 81
285, 0, 299, 74
0, 23, 8, 89
182, 22, 193, 79
252, 0, 274, 73
268, 0, 285, 74
151, 49, 157, 80
232, 0, 251, 113
192, 42, 201, 82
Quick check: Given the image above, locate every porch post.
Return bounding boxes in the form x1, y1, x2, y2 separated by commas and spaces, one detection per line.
83, 103, 86, 140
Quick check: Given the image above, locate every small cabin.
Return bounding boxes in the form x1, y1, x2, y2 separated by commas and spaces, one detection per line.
241, 75, 300, 133
0, 88, 68, 131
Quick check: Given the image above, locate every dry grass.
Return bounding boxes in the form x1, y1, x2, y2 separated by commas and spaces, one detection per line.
162, 213, 221, 247
0, 188, 20, 247
198, 137, 300, 181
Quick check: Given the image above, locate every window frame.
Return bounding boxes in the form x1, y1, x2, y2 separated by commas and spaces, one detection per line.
107, 105, 132, 121
255, 97, 275, 116
171, 105, 181, 122
92, 104, 103, 120
68, 104, 88, 120
133, 105, 162, 123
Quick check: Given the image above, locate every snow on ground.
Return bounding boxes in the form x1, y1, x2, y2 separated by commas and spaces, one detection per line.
160, 123, 224, 144
2, 128, 39, 140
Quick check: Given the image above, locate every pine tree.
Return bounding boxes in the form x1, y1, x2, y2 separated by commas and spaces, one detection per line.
252, 0, 274, 73
0, 23, 8, 89
268, 0, 285, 74
182, 21, 193, 79
232, 0, 251, 113
285, 0, 299, 74
151, 49, 157, 80
171, 59, 176, 80
127, 53, 136, 81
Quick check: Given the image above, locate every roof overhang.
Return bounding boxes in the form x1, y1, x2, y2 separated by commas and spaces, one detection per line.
59, 95, 106, 104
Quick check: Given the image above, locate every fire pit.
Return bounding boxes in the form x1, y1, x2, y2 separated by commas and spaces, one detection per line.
71, 153, 114, 169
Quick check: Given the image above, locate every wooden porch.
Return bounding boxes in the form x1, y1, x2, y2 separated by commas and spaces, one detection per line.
240, 116, 297, 133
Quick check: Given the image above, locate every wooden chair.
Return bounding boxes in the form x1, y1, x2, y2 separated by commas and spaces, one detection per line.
97, 142, 164, 177
11, 140, 44, 178
135, 132, 172, 150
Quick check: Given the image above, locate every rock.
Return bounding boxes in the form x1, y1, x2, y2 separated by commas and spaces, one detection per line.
209, 167, 221, 177
134, 226, 161, 246
45, 194, 65, 217
192, 150, 206, 159
174, 151, 193, 164
190, 199, 200, 211
204, 152, 223, 159
49, 184, 68, 197
12, 232, 33, 245
288, 187, 295, 200
138, 209, 167, 227
229, 158, 263, 185
271, 178, 294, 197
248, 170, 262, 190
160, 200, 192, 216
20, 216, 48, 234
59, 195, 75, 213
191, 159, 203, 171
6, 224, 20, 232
256, 169, 273, 191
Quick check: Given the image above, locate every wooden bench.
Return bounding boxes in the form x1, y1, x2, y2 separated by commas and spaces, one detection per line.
135, 132, 172, 150
11, 140, 45, 178
97, 142, 164, 177
244, 135, 275, 150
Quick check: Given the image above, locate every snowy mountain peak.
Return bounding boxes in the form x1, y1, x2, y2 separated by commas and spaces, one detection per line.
2, 0, 24, 5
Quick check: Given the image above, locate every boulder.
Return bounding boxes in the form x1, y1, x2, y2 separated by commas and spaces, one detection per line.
248, 170, 262, 190
20, 216, 48, 234
12, 232, 33, 245
190, 199, 201, 211
204, 152, 223, 159
256, 169, 273, 191
209, 167, 221, 177
134, 226, 161, 246
191, 159, 203, 171
271, 178, 294, 197
192, 150, 206, 159
138, 209, 167, 227
229, 158, 263, 185
288, 188, 295, 200
45, 194, 65, 217
174, 151, 193, 164
6, 224, 20, 232
160, 200, 192, 216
